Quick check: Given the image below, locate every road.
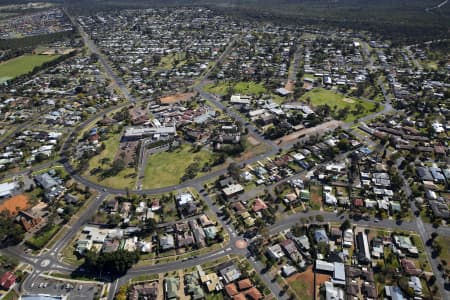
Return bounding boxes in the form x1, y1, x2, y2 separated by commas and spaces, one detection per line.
65, 9, 136, 103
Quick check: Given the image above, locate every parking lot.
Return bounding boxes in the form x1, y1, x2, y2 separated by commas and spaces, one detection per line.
27, 276, 103, 300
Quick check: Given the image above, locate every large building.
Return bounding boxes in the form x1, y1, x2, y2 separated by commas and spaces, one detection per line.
122, 126, 177, 141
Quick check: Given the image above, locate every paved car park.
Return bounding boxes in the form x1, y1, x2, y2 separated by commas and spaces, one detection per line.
28, 276, 103, 300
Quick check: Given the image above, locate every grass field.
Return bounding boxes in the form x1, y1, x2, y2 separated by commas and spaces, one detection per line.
300, 88, 382, 122
143, 144, 214, 189
26, 225, 62, 250
0, 54, 60, 83
288, 279, 313, 300
204, 81, 267, 96
436, 236, 450, 263
84, 129, 136, 189
155, 52, 186, 72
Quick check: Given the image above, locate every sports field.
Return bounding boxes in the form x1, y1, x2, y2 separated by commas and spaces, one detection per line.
0, 54, 59, 83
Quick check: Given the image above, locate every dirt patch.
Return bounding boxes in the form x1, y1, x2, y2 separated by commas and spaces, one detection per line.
160, 92, 196, 104
0, 194, 29, 215
343, 98, 355, 103
285, 80, 295, 92
247, 135, 261, 146
287, 266, 330, 298
275, 120, 344, 145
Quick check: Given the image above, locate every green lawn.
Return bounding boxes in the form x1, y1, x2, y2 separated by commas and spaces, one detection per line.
300, 88, 382, 122
436, 236, 450, 263
84, 129, 136, 189
26, 225, 62, 250
1, 290, 18, 300
204, 81, 267, 96
155, 52, 186, 71
0, 54, 60, 83
205, 294, 224, 300
143, 144, 214, 189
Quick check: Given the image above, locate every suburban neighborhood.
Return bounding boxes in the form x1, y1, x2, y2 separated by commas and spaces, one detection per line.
0, 2, 448, 300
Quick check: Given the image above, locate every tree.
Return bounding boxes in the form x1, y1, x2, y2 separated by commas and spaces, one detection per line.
340, 219, 351, 231
227, 163, 241, 180
84, 249, 140, 275
337, 138, 351, 151
315, 215, 324, 222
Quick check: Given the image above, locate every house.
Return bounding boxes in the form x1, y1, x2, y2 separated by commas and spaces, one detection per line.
225, 283, 239, 297
246, 287, 263, 300
176, 232, 195, 248
315, 260, 334, 273
34, 173, 58, 190
416, 167, 433, 181
409, 276, 423, 296
0, 182, 17, 198
219, 264, 242, 284
252, 198, 268, 212
164, 278, 179, 300
76, 240, 93, 254
314, 229, 329, 243
343, 229, 353, 248
16, 210, 42, 232
204, 226, 218, 240
430, 201, 450, 219
393, 235, 419, 257
222, 184, 244, 199
332, 262, 346, 286
401, 259, 422, 276
324, 281, 344, 300
356, 232, 371, 264
189, 219, 206, 248
129, 281, 158, 300
385, 285, 405, 300
198, 214, 213, 227
185, 273, 204, 300
160, 234, 175, 251
102, 240, 120, 253
0, 272, 16, 290
266, 244, 285, 260
282, 265, 297, 277
293, 235, 311, 251
199, 271, 221, 292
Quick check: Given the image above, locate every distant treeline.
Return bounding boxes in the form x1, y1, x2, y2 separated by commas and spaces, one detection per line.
1, 0, 448, 43
0, 30, 78, 50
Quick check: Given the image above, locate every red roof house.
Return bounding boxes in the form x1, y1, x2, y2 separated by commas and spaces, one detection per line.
0, 272, 16, 290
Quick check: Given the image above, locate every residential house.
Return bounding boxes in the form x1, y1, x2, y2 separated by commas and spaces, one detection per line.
0, 272, 16, 290
164, 278, 179, 300
356, 232, 371, 264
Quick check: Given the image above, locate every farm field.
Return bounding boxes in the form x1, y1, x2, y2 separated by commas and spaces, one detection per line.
0, 54, 60, 83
